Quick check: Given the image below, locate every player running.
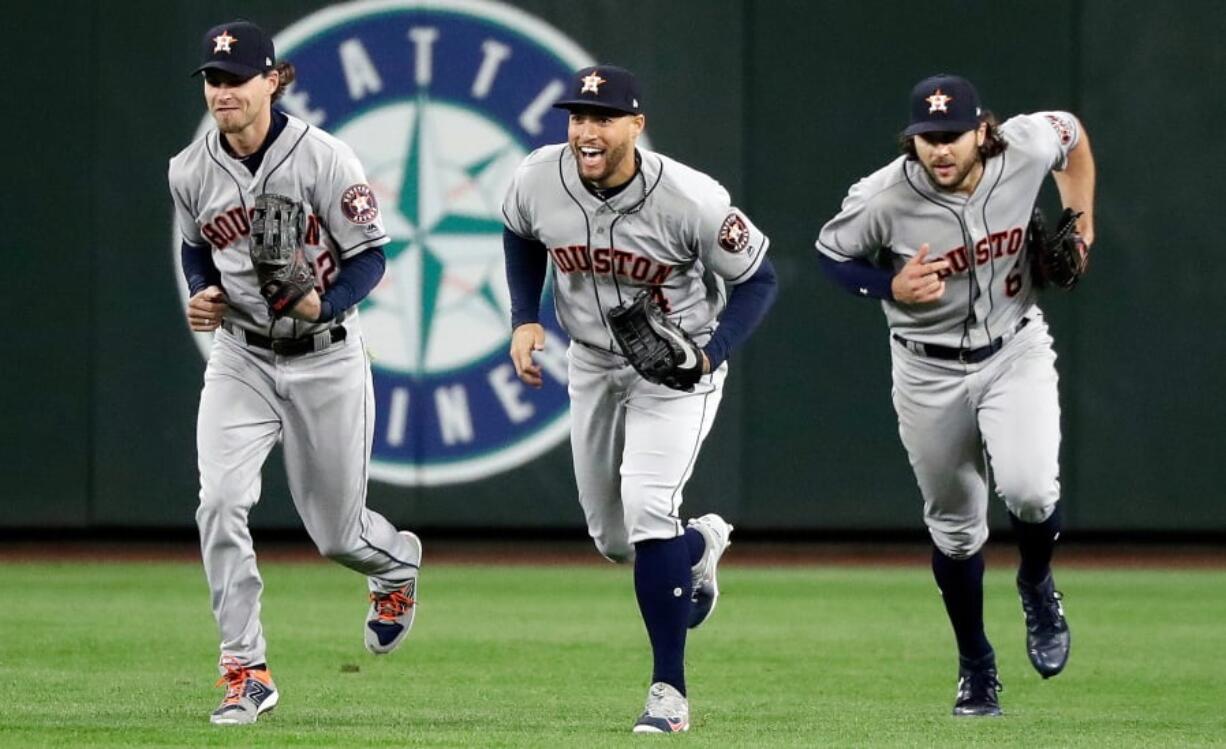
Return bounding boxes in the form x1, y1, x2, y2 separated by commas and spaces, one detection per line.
814, 74, 1096, 716
501, 65, 778, 733
169, 19, 423, 725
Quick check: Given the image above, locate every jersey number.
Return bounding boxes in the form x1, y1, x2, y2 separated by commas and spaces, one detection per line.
315, 253, 338, 293
649, 286, 672, 314
1005, 263, 1023, 298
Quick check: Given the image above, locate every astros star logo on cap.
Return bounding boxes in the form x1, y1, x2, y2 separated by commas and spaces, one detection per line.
580, 72, 606, 94
926, 89, 953, 114
213, 31, 237, 53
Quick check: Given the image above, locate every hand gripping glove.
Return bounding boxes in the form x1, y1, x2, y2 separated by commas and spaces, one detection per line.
250, 193, 315, 317
1028, 206, 1089, 290
607, 289, 704, 392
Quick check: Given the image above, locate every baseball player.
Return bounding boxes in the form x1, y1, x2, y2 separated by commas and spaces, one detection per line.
502, 65, 777, 733
815, 74, 1096, 716
168, 20, 423, 725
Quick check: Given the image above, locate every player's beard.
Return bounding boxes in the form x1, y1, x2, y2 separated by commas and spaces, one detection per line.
574, 140, 633, 187
923, 151, 982, 193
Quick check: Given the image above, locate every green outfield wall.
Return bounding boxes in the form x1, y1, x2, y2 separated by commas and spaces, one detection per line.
3, 0, 1222, 533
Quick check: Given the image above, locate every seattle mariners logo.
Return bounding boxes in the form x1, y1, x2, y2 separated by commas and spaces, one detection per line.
174, 0, 635, 485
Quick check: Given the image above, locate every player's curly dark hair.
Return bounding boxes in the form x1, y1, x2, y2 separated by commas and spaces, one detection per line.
899, 111, 1008, 161
270, 62, 296, 104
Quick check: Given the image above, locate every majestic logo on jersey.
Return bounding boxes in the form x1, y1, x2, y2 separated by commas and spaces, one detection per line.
718, 213, 750, 253
580, 72, 606, 94
341, 184, 379, 224
213, 32, 237, 53
926, 89, 952, 114
175, 0, 603, 486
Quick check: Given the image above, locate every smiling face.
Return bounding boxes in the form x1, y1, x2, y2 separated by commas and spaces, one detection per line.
566, 107, 645, 188
204, 69, 277, 139
913, 123, 987, 194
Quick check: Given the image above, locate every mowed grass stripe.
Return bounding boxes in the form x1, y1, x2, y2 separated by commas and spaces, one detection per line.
0, 562, 1222, 747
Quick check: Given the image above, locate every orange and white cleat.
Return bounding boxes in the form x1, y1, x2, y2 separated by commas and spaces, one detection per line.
210, 658, 278, 725
365, 531, 422, 654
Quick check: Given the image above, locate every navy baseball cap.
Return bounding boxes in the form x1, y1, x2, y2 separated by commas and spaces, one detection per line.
553, 65, 642, 115
903, 74, 982, 136
192, 20, 275, 79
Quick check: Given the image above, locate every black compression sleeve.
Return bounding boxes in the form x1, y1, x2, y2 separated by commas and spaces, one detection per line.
703, 257, 778, 370
817, 252, 895, 300
317, 247, 387, 322
503, 227, 548, 329
181, 241, 221, 296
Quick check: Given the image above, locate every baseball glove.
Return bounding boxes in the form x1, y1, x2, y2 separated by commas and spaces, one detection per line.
1027, 206, 1089, 290
607, 289, 704, 392
250, 193, 314, 317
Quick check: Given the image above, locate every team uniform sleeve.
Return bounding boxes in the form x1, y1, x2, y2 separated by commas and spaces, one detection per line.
815, 177, 887, 263
1015, 111, 1081, 171
693, 186, 770, 285
318, 147, 390, 259
500, 162, 537, 239
168, 163, 207, 247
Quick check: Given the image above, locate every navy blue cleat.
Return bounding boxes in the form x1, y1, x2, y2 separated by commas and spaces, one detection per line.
1017, 573, 1070, 678
953, 657, 1003, 717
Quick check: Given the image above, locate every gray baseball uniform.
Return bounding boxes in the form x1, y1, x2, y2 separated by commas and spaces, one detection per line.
817, 111, 1080, 557
170, 112, 420, 667
503, 143, 768, 559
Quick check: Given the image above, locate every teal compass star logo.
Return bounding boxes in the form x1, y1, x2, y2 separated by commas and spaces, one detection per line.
343, 97, 522, 374
177, 0, 591, 486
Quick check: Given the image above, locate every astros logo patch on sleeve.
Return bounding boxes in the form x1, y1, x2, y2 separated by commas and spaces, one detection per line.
1043, 114, 1075, 146
718, 212, 750, 253
342, 184, 380, 224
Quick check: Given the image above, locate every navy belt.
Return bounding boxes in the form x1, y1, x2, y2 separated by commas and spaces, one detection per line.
894, 317, 1030, 364
222, 320, 346, 356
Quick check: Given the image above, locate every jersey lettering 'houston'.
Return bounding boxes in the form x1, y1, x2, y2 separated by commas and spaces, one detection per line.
816, 111, 1080, 349
168, 113, 389, 336
502, 144, 770, 353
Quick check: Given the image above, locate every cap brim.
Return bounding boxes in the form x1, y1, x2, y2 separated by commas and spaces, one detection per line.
191, 61, 262, 79
552, 98, 638, 115
903, 120, 978, 137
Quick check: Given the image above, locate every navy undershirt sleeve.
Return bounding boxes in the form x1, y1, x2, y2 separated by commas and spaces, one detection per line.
181, 241, 221, 296
703, 257, 778, 370
318, 247, 386, 322
818, 252, 895, 301
503, 227, 549, 329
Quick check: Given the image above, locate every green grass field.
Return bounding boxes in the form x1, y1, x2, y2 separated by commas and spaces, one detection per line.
1, 559, 1223, 747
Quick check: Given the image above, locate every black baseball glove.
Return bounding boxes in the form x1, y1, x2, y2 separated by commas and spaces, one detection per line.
607, 290, 704, 392
250, 193, 315, 318
1027, 206, 1089, 290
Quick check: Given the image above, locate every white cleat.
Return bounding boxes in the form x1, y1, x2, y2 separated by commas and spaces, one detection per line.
632, 682, 690, 733
686, 514, 733, 629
